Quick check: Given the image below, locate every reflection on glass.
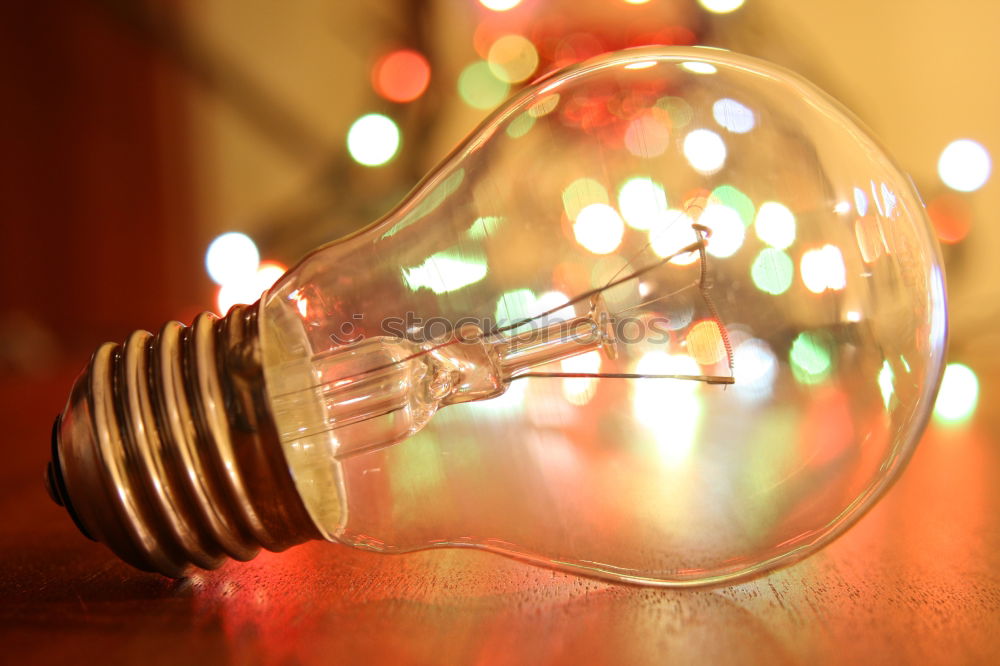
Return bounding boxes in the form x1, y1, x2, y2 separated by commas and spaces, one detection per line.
259, 48, 946, 586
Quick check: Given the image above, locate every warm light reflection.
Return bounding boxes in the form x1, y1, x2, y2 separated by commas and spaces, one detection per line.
562, 178, 609, 220
624, 111, 672, 159
679, 61, 717, 75
712, 98, 755, 133
561, 351, 602, 405
878, 360, 894, 408
686, 320, 726, 365
206, 232, 259, 285
347, 113, 400, 166
372, 50, 431, 103
618, 177, 668, 230
934, 363, 979, 424
573, 204, 625, 254
467, 215, 503, 240
732, 338, 777, 402
403, 253, 488, 294
801, 245, 847, 294
754, 201, 795, 250
683, 129, 726, 173
479, 0, 521, 10
633, 352, 702, 464
458, 61, 510, 110
649, 210, 698, 265
216, 261, 286, 314
938, 139, 991, 192
853, 186, 868, 216
488, 35, 539, 83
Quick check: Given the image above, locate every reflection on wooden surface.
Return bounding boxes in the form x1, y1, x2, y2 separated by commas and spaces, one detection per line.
0, 369, 997, 665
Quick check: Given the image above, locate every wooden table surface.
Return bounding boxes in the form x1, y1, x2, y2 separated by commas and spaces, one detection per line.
2, 368, 998, 665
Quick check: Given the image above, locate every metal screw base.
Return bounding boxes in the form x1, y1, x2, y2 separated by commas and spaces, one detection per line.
48, 302, 320, 577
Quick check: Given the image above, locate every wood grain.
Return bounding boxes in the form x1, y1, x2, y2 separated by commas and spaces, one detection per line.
1, 369, 998, 665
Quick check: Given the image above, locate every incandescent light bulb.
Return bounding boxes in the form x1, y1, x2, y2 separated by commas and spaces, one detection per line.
47, 47, 947, 586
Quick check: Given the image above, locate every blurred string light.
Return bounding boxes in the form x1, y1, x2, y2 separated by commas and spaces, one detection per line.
216, 261, 286, 315
633, 351, 702, 464
574, 203, 625, 254
347, 113, 401, 166
698, 0, 746, 13
789, 332, 832, 385
479, 0, 522, 11
712, 98, 755, 133
458, 61, 510, 110
372, 50, 431, 103
801, 245, 846, 294
711, 184, 754, 226
686, 319, 726, 365
649, 210, 698, 265
754, 201, 796, 249
933, 363, 979, 425
562, 177, 609, 220
487, 35, 539, 83
938, 139, 991, 192
618, 177, 668, 230
624, 111, 672, 158
751, 248, 793, 295
205, 232, 259, 285
927, 193, 972, 244
561, 350, 602, 406
683, 129, 726, 173
698, 203, 744, 257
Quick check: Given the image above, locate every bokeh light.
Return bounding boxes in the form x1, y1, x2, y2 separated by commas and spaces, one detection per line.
711, 184, 755, 226
618, 177, 668, 230
790, 332, 832, 385
751, 248, 794, 295
573, 204, 625, 254
205, 232, 259, 285
698, 203, 745, 257
732, 338, 778, 402
938, 139, 991, 192
624, 111, 672, 159
480, 0, 521, 11
686, 319, 726, 365
933, 363, 979, 425
683, 129, 727, 173
927, 193, 972, 244
562, 177, 609, 220
347, 113, 400, 166
633, 352, 702, 464
801, 245, 847, 294
698, 0, 745, 13
372, 50, 431, 103
458, 61, 510, 110
712, 98, 755, 133
649, 210, 699, 265
216, 261, 286, 314
487, 35, 539, 83
754, 201, 796, 249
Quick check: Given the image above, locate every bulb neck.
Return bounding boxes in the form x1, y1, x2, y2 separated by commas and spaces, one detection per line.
46, 302, 321, 577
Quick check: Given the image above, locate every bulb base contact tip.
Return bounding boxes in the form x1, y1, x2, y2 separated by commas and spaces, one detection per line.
47, 302, 320, 577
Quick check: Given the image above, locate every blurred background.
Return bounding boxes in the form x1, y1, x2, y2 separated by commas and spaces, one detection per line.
0, 0, 992, 426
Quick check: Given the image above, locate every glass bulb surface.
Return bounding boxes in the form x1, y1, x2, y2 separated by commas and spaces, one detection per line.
261, 47, 947, 586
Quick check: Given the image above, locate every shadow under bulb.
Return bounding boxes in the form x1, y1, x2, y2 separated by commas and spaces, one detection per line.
47, 46, 947, 587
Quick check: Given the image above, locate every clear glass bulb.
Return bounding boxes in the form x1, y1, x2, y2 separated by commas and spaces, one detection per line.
258, 46, 947, 586
48, 46, 947, 586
